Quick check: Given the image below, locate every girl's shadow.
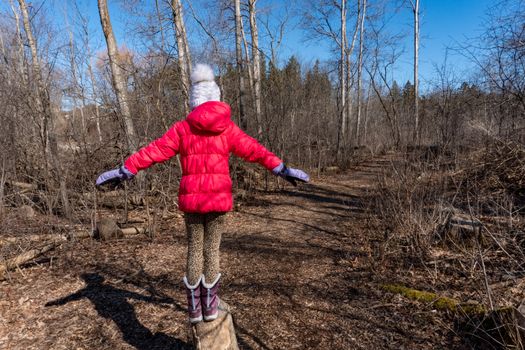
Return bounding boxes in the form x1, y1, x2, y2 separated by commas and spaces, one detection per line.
45, 273, 190, 350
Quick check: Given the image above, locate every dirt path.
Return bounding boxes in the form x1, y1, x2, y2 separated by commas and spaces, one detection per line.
0, 158, 459, 349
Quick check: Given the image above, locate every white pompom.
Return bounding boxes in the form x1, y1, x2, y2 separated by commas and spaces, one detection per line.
191, 63, 215, 83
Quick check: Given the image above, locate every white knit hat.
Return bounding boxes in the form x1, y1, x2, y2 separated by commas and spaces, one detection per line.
189, 64, 221, 109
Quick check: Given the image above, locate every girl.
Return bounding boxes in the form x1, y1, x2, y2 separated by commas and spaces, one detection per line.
96, 64, 309, 323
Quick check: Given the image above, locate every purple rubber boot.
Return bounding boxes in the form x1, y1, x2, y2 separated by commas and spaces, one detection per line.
201, 274, 221, 321
183, 276, 203, 323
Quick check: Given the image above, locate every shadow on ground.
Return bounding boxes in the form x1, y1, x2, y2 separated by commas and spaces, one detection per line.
45, 273, 190, 350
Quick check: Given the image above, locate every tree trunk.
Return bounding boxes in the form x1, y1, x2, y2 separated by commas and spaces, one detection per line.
363, 82, 372, 145
413, 0, 420, 144
240, 16, 254, 102
9, 0, 27, 86
18, 0, 71, 219
249, 0, 263, 138
338, 0, 347, 160
97, 0, 138, 153
171, 0, 192, 114
356, 0, 367, 146
0, 32, 12, 217
234, 0, 247, 130
18, 0, 49, 168
345, 0, 361, 149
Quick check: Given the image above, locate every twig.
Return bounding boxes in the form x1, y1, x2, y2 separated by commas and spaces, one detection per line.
477, 239, 494, 311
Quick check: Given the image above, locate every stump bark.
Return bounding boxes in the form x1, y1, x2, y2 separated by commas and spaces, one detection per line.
190, 301, 239, 350
95, 218, 123, 241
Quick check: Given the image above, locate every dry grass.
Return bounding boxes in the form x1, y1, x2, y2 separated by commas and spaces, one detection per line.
368, 143, 525, 349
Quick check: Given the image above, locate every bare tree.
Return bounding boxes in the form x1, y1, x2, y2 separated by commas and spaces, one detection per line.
302, 0, 360, 159
366, 21, 404, 149
171, 0, 192, 114
8, 0, 26, 86
234, 0, 247, 130
260, 6, 289, 65
0, 28, 14, 216
77, 8, 103, 143
18, 0, 71, 218
339, 0, 347, 158
64, 4, 86, 141
97, 0, 138, 153
240, 13, 254, 100
248, 0, 263, 138
155, 0, 167, 53
409, 0, 420, 143
355, 0, 367, 146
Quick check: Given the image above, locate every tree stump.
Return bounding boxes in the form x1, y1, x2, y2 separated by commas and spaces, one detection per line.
95, 218, 123, 241
436, 208, 483, 246
190, 301, 239, 350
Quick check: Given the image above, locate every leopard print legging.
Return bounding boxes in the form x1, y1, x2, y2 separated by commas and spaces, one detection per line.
184, 212, 225, 285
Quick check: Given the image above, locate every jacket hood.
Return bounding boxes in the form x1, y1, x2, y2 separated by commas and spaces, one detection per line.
186, 101, 232, 134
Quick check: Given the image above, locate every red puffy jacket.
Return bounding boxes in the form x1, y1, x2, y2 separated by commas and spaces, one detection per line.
124, 101, 282, 213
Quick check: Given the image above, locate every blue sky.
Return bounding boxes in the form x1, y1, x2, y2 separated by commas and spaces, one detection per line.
406, 0, 492, 88
5, 0, 495, 89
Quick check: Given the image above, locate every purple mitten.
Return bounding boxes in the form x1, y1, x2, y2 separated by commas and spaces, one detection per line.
96, 166, 134, 187
272, 163, 310, 186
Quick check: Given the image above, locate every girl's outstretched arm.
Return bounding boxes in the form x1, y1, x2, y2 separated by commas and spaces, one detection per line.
96, 123, 181, 187
228, 124, 282, 171
228, 124, 310, 186
124, 122, 181, 174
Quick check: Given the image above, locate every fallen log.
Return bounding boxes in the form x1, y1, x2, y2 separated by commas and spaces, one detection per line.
324, 166, 341, 174
120, 227, 146, 236
0, 221, 145, 246
68, 230, 94, 240
0, 220, 146, 279
191, 301, 239, 350
5, 181, 38, 192
381, 284, 486, 315
0, 233, 67, 245
0, 242, 57, 279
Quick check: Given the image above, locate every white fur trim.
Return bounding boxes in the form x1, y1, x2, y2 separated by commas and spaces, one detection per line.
202, 273, 221, 288
191, 64, 215, 83
183, 275, 202, 289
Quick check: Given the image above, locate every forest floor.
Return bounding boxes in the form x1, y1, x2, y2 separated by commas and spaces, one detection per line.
0, 156, 478, 349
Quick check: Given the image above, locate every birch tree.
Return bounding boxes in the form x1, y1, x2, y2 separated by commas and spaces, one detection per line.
234, 0, 247, 130
171, 0, 192, 114
339, 0, 347, 157
248, 0, 263, 138
303, 0, 360, 158
97, 0, 138, 153
409, 0, 420, 143
355, 0, 367, 145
